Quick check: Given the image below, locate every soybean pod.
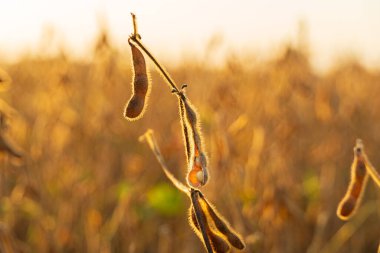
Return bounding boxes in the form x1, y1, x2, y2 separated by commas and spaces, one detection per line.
124, 41, 150, 120
181, 95, 209, 188
337, 139, 369, 220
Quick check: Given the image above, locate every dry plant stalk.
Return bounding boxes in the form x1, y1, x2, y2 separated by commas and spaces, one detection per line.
337, 139, 380, 220
138, 130, 189, 195
364, 156, 380, 188
127, 13, 245, 252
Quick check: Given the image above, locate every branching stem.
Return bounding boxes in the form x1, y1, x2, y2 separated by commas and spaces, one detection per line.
139, 130, 189, 195
129, 13, 180, 94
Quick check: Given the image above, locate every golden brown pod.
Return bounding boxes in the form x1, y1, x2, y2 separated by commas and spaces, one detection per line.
190, 192, 231, 253
181, 98, 209, 188
124, 42, 150, 120
199, 194, 245, 250
337, 140, 369, 220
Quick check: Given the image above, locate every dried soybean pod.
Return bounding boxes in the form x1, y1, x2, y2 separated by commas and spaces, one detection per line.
191, 191, 231, 253
198, 193, 245, 250
189, 206, 201, 232
190, 205, 230, 253
181, 96, 209, 188
124, 41, 150, 120
190, 190, 214, 253
207, 229, 231, 253
337, 139, 369, 220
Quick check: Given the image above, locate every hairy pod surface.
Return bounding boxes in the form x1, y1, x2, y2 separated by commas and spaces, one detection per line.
181, 97, 209, 188
199, 193, 245, 250
190, 192, 231, 253
124, 43, 150, 120
337, 141, 369, 220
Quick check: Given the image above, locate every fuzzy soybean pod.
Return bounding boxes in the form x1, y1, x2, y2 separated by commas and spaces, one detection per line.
124, 42, 150, 120
189, 190, 245, 252
189, 207, 231, 253
337, 140, 369, 220
181, 96, 209, 188
200, 197, 245, 249
190, 190, 231, 253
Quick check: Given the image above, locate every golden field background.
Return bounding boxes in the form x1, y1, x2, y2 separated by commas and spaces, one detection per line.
0, 29, 379, 253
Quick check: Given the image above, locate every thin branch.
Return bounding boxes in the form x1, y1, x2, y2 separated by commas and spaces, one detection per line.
356, 139, 380, 188
365, 159, 380, 188
131, 13, 138, 37
179, 97, 191, 163
139, 129, 189, 195
131, 39, 180, 93
129, 13, 180, 94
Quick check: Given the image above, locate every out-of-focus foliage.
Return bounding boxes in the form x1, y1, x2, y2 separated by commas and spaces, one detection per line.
0, 28, 379, 253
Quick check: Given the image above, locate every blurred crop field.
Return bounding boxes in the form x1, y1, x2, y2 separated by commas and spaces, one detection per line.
0, 29, 379, 253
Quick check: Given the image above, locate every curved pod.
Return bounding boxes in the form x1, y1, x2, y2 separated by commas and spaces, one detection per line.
124, 42, 150, 120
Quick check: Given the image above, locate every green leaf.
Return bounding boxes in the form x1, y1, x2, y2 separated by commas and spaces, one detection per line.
147, 183, 185, 216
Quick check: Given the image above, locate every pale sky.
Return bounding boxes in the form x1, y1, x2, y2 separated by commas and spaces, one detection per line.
0, 0, 379, 71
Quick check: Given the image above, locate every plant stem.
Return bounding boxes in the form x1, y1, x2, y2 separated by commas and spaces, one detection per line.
131, 38, 180, 93
179, 98, 191, 163
129, 14, 180, 93
365, 159, 380, 188
131, 13, 138, 36
140, 130, 190, 195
